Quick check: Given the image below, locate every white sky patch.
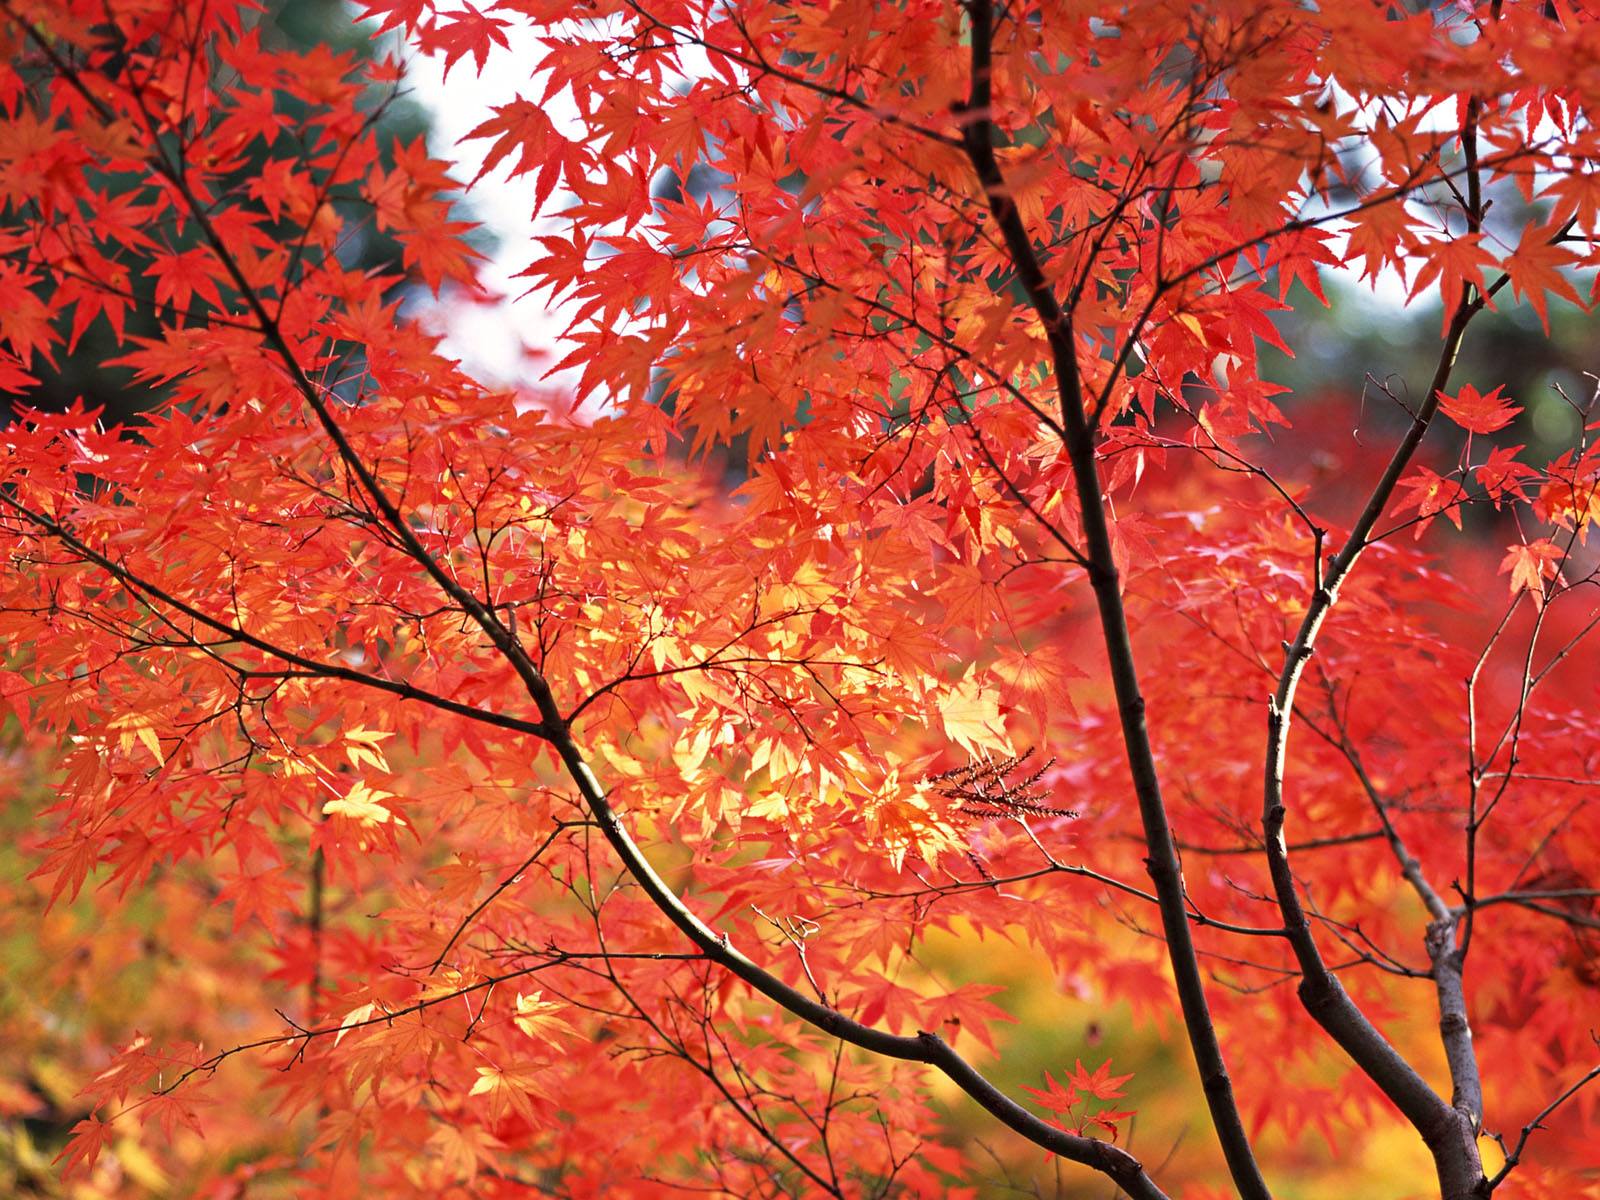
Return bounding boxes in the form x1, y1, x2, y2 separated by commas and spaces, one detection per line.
403, 24, 582, 395
399, 17, 720, 414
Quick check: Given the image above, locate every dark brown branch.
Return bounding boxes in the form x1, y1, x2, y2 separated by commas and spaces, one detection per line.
1175, 830, 1384, 856
954, 4, 1268, 1198
0, 495, 549, 741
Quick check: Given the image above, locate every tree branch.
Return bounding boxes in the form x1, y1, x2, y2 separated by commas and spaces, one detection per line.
954, 4, 1269, 1198
1259, 103, 1495, 1200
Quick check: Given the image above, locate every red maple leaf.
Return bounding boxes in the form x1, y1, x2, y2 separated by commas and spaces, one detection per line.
1503, 224, 1583, 331
1437, 383, 1518, 435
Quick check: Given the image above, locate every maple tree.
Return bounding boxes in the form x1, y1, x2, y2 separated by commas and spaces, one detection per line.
4, 0, 1600, 1197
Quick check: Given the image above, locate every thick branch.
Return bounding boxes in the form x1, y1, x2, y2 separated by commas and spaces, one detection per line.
955, 4, 1269, 1198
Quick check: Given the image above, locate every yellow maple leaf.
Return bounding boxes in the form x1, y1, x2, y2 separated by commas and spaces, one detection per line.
512, 991, 576, 1048
322, 781, 396, 827
938, 670, 1011, 755
468, 1064, 547, 1123
106, 712, 163, 765
334, 1002, 377, 1046
343, 726, 394, 772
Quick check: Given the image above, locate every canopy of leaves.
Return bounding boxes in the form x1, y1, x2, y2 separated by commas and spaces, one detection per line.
2, 1, 1600, 1198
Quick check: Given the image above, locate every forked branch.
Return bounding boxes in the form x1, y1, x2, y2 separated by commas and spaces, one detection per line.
1259, 102, 1494, 1200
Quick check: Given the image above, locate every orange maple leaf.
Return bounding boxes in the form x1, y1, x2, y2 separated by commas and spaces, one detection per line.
468, 1064, 549, 1124
1499, 539, 1562, 605
1408, 234, 1496, 328
54, 1115, 114, 1179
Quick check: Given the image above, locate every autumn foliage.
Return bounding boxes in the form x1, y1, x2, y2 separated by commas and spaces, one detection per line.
4, 0, 1600, 1197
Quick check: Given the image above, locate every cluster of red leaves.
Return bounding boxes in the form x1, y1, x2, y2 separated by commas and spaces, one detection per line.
1022, 1058, 1135, 1142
